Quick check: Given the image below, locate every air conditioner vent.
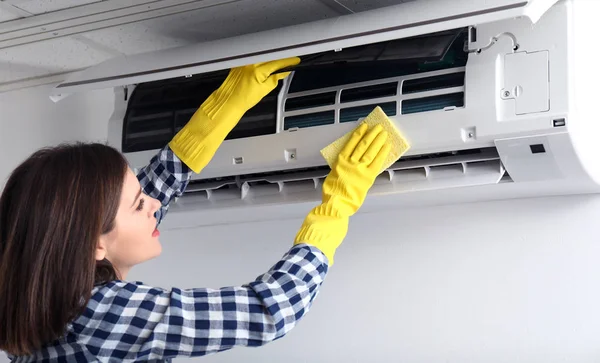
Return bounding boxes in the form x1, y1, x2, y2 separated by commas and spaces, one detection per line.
181, 147, 507, 204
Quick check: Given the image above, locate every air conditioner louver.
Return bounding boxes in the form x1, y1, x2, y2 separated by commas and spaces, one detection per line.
179, 147, 508, 206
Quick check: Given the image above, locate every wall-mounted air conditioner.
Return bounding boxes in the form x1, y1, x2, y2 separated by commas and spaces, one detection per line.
50, 0, 600, 215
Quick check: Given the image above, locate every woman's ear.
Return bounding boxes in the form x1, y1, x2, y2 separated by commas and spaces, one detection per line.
96, 237, 108, 261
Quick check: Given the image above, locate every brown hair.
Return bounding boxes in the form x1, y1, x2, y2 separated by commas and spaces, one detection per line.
0, 142, 128, 355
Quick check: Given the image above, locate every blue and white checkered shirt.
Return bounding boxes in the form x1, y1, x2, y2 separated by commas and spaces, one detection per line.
9, 146, 329, 362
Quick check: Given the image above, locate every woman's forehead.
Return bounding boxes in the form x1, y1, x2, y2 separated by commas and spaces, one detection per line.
121, 168, 141, 203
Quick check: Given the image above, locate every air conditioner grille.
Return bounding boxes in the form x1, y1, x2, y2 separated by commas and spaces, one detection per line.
181, 147, 507, 203
402, 92, 464, 114
402, 72, 465, 94
340, 102, 397, 123
341, 82, 398, 103
284, 111, 335, 130
285, 92, 336, 112
283, 67, 465, 130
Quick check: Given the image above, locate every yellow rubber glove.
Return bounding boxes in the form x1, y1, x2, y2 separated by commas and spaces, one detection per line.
294, 123, 392, 265
169, 57, 300, 173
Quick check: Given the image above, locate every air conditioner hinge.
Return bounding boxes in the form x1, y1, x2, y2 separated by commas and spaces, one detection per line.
465, 30, 520, 54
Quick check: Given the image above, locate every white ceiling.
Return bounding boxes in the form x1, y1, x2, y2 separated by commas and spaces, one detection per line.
0, 0, 410, 91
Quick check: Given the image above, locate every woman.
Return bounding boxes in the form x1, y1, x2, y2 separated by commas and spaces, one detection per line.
0, 57, 391, 362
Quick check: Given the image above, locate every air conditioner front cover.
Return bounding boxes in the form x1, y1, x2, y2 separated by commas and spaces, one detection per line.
50, 0, 558, 99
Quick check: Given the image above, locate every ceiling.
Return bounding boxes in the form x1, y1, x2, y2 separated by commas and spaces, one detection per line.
0, 0, 410, 91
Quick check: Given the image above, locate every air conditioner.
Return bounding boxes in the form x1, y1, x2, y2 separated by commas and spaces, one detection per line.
50, 0, 600, 219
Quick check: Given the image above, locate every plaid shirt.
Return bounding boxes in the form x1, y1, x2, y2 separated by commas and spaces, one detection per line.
9, 146, 329, 362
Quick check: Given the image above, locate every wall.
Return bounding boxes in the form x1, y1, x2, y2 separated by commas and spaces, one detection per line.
2, 85, 600, 362
0, 84, 114, 184
133, 196, 600, 363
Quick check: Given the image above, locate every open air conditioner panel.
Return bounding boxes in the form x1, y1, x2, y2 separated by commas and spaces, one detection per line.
274, 28, 465, 74
51, 0, 560, 98
122, 28, 469, 154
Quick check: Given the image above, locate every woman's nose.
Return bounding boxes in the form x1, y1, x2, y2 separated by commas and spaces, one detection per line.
149, 197, 161, 217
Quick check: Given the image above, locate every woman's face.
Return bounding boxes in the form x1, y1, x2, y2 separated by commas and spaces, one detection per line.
96, 167, 163, 277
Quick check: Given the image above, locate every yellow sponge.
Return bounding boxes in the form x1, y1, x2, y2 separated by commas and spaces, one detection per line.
320, 106, 410, 173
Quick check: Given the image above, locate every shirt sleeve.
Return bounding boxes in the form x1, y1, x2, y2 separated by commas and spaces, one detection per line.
135, 145, 193, 225
76, 244, 328, 361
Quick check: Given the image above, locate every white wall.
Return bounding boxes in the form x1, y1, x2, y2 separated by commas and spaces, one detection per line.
2, 85, 600, 362
133, 196, 600, 363
0, 84, 114, 184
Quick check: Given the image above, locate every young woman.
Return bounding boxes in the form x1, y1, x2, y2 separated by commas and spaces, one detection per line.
0, 57, 391, 362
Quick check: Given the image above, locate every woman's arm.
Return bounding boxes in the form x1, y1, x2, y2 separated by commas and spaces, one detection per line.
78, 244, 327, 361
136, 145, 192, 225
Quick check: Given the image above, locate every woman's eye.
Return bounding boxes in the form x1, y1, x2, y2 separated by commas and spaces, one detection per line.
136, 198, 145, 211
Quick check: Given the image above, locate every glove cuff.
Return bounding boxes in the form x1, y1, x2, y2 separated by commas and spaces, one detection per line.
169, 126, 209, 174
293, 208, 349, 266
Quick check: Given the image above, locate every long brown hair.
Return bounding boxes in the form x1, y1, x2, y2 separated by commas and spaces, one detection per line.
0, 142, 128, 355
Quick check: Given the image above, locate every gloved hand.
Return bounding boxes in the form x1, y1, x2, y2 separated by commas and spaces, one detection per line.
294, 123, 392, 265
169, 57, 300, 173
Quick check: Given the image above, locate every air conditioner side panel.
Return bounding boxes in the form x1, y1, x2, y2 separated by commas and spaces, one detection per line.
565, 0, 600, 185
495, 132, 597, 184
